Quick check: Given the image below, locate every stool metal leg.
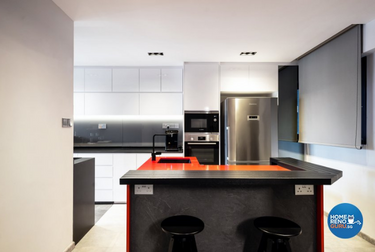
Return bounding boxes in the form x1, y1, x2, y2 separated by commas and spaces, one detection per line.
169, 235, 198, 252
167, 237, 175, 252
257, 234, 268, 252
271, 238, 291, 252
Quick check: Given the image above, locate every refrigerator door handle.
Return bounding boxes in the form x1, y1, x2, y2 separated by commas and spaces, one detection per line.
226, 126, 230, 163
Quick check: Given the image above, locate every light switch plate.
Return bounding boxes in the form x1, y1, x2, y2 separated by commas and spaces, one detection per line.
295, 185, 314, 195
62, 118, 72, 128
134, 184, 153, 195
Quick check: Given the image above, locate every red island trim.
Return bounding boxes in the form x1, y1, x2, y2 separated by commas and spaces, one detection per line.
317, 185, 324, 252
137, 157, 290, 171
127, 184, 130, 252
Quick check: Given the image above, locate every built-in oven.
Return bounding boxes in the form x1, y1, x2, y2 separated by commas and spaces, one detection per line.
184, 133, 219, 165
184, 111, 219, 133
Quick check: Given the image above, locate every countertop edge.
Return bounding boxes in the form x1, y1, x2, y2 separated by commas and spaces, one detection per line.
120, 157, 343, 186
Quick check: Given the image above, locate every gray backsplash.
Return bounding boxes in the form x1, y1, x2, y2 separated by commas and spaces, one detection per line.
74, 117, 183, 148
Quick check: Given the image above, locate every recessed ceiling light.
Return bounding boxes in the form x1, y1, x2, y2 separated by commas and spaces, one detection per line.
240, 52, 257, 56
148, 52, 164, 56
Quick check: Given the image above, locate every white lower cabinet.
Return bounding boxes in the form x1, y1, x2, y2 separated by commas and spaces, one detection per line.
95, 190, 114, 202
74, 152, 182, 203
113, 154, 137, 203
74, 153, 114, 202
136, 153, 152, 168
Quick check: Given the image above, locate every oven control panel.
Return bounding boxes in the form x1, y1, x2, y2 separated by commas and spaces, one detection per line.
185, 133, 220, 142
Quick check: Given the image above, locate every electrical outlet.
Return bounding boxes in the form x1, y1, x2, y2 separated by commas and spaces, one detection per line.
162, 123, 179, 129
295, 185, 314, 195
134, 184, 153, 195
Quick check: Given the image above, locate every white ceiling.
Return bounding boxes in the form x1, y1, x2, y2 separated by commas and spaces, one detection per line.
52, 0, 375, 66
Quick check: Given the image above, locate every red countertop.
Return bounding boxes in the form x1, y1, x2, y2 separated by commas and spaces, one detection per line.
137, 157, 290, 171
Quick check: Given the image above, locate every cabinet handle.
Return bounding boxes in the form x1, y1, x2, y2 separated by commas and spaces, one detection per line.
186, 142, 217, 145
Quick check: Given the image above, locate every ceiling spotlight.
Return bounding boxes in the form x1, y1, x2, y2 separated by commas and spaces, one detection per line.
240, 52, 257, 56
148, 52, 164, 56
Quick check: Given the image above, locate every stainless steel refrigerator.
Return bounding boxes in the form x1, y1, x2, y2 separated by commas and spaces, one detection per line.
222, 97, 278, 165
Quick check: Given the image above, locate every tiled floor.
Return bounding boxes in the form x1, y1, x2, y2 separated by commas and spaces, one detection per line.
324, 216, 375, 252
73, 204, 375, 252
72, 204, 126, 252
95, 204, 113, 223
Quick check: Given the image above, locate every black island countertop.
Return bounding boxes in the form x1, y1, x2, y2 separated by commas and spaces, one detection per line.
120, 157, 342, 186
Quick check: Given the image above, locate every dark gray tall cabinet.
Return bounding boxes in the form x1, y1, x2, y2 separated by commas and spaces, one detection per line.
73, 158, 95, 243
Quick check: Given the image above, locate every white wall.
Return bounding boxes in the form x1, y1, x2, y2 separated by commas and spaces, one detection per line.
304, 53, 375, 239
0, 0, 74, 251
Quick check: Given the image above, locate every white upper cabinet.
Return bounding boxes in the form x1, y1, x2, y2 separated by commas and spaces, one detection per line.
139, 93, 182, 115
220, 63, 249, 92
73, 66, 183, 116
74, 67, 85, 92
113, 68, 139, 92
184, 63, 220, 111
73, 93, 85, 116
248, 64, 278, 93
220, 63, 278, 94
85, 93, 139, 115
140, 68, 161, 92
161, 68, 183, 92
85, 68, 112, 92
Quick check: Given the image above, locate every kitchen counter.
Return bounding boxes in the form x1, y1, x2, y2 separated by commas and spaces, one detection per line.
120, 157, 342, 185
74, 147, 183, 154
120, 157, 342, 252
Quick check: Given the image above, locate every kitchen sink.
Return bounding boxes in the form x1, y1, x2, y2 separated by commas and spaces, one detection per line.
157, 158, 191, 163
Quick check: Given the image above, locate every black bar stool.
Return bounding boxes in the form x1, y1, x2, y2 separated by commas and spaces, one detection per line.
254, 216, 302, 252
161, 215, 204, 252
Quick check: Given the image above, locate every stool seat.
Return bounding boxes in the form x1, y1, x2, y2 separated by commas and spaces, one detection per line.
254, 216, 302, 252
161, 215, 204, 236
254, 216, 302, 238
161, 215, 204, 252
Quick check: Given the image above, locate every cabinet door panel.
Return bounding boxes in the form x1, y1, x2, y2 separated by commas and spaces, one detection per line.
113, 154, 137, 202
74, 67, 85, 92
95, 165, 113, 178
95, 178, 113, 189
74, 153, 112, 165
85, 93, 139, 115
95, 190, 113, 202
136, 154, 151, 168
184, 63, 219, 110
85, 68, 112, 92
74, 93, 85, 116
220, 63, 278, 93
248, 64, 278, 93
220, 63, 249, 92
140, 93, 182, 115
161, 68, 183, 92
140, 68, 161, 92
113, 68, 139, 92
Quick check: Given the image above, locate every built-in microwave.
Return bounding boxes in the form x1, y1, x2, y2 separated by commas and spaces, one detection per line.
184, 111, 219, 133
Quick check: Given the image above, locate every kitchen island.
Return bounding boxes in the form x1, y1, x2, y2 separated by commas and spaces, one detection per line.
120, 157, 342, 252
